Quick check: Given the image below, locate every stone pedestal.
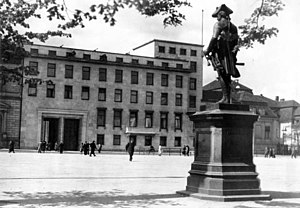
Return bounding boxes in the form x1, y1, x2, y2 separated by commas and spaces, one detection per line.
177, 104, 271, 201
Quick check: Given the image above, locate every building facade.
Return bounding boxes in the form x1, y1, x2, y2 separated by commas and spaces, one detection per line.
20, 40, 203, 151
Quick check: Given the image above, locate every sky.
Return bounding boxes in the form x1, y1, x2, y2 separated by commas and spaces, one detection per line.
29, 0, 300, 102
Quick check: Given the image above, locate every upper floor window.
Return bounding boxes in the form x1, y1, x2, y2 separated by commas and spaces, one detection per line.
180, 48, 186, 55
146, 91, 153, 104
147, 61, 154, 66
130, 90, 138, 103
47, 63, 56, 77
191, 49, 197, 56
161, 74, 168, 87
99, 68, 107, 81
30, 48, 39, 55
29, 61, 38, 76
115, 69, 123, 83
176, 94, 182, 106
175, 113, 182, 131
161, 93, 168, 105
97, 108, 106, 127
83, 54, 91, 60
265, 126, 271, 139
64, 85, 73, 99
46, 83, 55, 98
176, 75, 183, 88
114, 89, 122, 102
82, 67, 90, 80
116, 57, 123, 63
98, 88, 106, 101
131, 71, 139, 84
176, 64, 183, 69
189, 95, 196, 108
162, 62, 169, 68
28, 83, 37, 96
132, 59, 139, 64
169, 47, 176, 54
145, 111, 153, 128
48, 50, 57, 57
113, 109, 122, 128
160, 112, 168, 130
81, 86, 90, 100
65, 65, 73, 79
129, 110, 138, 127
189, 78, 197, 90
146, 72, 154, 85
158, 46, 165, 53
190, 61, 197, 71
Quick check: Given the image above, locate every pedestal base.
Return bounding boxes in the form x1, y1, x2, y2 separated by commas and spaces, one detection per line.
178, 104, 271, 201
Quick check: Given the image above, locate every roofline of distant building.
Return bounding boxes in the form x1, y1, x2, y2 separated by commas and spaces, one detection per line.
133, 39, 204, 51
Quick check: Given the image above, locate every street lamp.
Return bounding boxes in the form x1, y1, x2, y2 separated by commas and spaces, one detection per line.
282, 128, 287, 155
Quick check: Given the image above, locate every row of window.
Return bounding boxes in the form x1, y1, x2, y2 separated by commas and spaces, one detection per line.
29, 61, 197, 89
28, 84, 197, 108
97, 108, 184, 131
97, 134, 183, 147
158, 46, 198, 56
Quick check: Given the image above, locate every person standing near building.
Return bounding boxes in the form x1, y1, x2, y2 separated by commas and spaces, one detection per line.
89, 140, 97, 157
291, 147, 297, 158
83, 141, 89, 155
125, 139, 135, 161
158, 145, 163, 156
59, 142, 64, 154
8, 140, 15, 153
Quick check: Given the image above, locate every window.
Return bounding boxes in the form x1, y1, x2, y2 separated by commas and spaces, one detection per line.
176, 75, 183, 88
81, 86, 90, 100
115, 69, 123, 83
162, 62, 169, 68
65, 65, 73, 79
28, 83, 37, 96
131, 71, 139, 84
176, 64, 183, 69
30, 48, 38, 55
161, 74, 168, 87
113, 109, 122, 128
175, 113, 182, 131
174, 137, 181, 147
145, 136, 152, 146
97, 108, 106, 127
189, 95, 196, 108
29, 61, 38, 75
64, 85, 73, 99
160, 136, 167, 146
66, 51, 76, 58
190, 61, 197, 71
265, 126, 271, 139
98, 88, 106, 101
189, 78, 196, 90
180, 48, 186, 55
116, 57, 123, 63
99, 68, 107, 81
147, 61, 154, 66
161, 93, 168, 105
129, 110, 138, 127
145, 111, 153, 128
82, 67, 90, 80
146, 72, 154, 85
113, 135, 121, 145
132, 59, 139, 64
169, 47, 176, 54
160, 112, 168, 130
83, 54, 91, 60
48, 50, 57, 56
146, 91, 153, 104
158, 46, 165, 53
191, 49, 197, 56
114, 89, 122, 102
46, 83, 55, 98
97, 134, 105, 145
130, 90, 138, 103
47, 63, 56, 77
176, 94, 182, 106
100, 54, 107, 62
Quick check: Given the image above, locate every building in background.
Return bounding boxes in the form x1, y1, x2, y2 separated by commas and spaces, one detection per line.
20, 39, 203, 151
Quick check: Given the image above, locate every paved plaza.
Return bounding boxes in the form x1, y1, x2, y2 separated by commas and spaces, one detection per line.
0, 150, 299, 208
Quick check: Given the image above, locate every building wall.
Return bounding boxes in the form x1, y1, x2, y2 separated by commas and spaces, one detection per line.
21, 42, 203, 150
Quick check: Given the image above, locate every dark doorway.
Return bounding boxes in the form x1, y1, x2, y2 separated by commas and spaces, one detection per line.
63, 119, 79, 151
129, 135, 137, 146
43, 118, 59, 150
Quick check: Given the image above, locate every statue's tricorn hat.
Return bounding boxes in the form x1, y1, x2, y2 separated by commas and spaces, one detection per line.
212, 4, 233, 18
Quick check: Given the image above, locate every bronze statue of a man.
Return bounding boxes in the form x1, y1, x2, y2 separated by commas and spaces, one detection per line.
203, 4, 240, 104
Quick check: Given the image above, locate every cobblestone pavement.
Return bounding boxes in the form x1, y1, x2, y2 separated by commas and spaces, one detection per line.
0, 150, 299, 208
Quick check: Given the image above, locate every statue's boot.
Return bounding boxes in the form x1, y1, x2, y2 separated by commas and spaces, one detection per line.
217, 78, 231, 104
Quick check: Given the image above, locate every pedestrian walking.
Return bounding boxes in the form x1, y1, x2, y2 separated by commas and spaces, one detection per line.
41, 140, 46, 153
98, 144, 102, 154
186, 145, 190, 156
83, 141, 89, 155
59, 142, 64, 154
8, 140, 15, 153
37, 141, 42, 153
125, 139, 135, 161
80, 143, 84, 154
158, 145, 163, 156
89, 141, 97, 157
291, 147, 297, 158
54, 142, 58, 152
182, 145, 187, 156
264, 147, 269, 158
148, 145, 155, 155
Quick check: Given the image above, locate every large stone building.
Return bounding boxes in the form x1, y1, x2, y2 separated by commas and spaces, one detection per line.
20, 40, 203, 151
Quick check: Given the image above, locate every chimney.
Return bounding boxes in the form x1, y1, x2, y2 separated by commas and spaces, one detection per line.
280, 98, 285, 102
275, 96, 279, 101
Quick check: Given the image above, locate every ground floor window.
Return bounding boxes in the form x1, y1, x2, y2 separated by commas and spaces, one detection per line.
174, 137, 181, 147
160, 136, 167, 146
113, 135, 121, 145
97, 134, 105, 145
145, 136, 152, 146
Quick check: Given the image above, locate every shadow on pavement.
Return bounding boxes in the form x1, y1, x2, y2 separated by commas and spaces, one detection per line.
0, 190, 183, 207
